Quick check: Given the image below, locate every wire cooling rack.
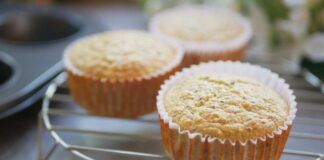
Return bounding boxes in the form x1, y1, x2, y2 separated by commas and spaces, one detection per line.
38, 61, 324, 160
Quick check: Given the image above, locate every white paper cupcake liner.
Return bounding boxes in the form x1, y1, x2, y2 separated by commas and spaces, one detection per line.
64, 31, 184, 118
149, 5, 253, 67
157, 61, 297, 159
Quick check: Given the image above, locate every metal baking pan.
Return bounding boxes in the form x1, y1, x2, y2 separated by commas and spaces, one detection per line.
0, 5, 103, 119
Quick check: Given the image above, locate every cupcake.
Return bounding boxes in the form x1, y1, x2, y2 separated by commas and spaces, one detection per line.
149, 5, 253, 67
157, 61, 297, 160
64, 30, 184, 118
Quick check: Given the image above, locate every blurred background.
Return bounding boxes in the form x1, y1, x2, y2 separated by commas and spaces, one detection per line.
0, 0, 323, 159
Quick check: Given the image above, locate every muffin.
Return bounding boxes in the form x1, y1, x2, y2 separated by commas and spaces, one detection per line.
149, 5, 253, 67
64, 30, 184, 118
157, 61, 297, 160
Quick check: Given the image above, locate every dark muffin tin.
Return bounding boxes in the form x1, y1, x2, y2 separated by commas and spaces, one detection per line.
0, 5, 102, 119
0, 9, 81, 44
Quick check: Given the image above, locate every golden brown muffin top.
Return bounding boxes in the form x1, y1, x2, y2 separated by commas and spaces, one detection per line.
164, 73, 289, 141
66, 30, 177, 80
157, 7, 244, 43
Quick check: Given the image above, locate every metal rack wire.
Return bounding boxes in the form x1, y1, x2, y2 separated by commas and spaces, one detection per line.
38, 62, 324, 160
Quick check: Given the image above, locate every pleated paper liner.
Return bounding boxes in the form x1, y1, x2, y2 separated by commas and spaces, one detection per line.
149, 5, 253, 68
157, 61, 297, 160
64, 35, 184, 118
66, 69, 177, 118
181, 46, 246, 68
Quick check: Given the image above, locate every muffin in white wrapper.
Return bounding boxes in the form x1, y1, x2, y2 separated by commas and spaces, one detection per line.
149, 5, 253, 67
64, 30, 184, 118
157, 61, 297, 160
